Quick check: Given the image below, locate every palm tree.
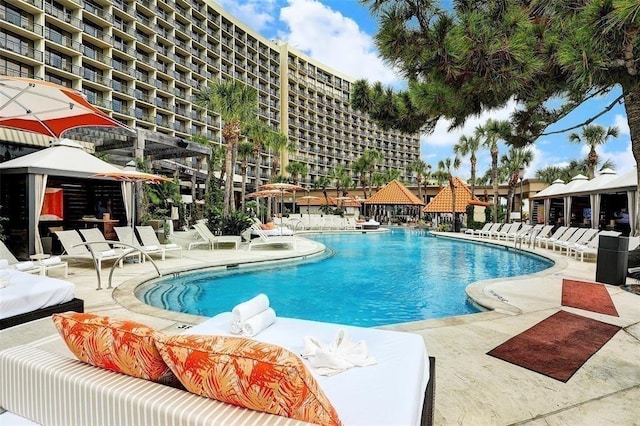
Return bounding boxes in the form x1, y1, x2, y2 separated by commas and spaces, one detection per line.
453, 134, 481, 198
329, 165, 352, 214
313, 176, 332, 212
568, 124, 620, 179
195, 79, 258, 215
384, 169, 401, 183
285, 161, 308, 186
286, 161, 309, 214
431, 169, 449, 189
535, 166, 564, 185
245, 120, 272, 189
266, 131, 295, 183
237, 140, 254, 212
407, 159, 431, 204
477, 119, 511, 223
371, 172, 387, 192
438, 157, 461, 228
353, 156, 369, 214
363, 149, 383, 197
499, 147, 534, 222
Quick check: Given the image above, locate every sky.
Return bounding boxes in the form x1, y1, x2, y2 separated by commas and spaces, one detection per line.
214, 0, 634, 180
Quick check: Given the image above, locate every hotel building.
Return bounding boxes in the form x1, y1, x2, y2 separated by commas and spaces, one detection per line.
0, 0, 421, 189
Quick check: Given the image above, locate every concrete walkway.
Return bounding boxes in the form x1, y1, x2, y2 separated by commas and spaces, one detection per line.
1, 229, 639, 425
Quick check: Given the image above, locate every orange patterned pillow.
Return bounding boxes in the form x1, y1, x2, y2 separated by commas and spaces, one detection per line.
52, 312, 174, 383
154, 334, 342, 425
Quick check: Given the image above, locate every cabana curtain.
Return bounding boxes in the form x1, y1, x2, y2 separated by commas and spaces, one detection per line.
34, 174, 47, 254
543, 199, 550, 225
564, 196, 572, 226
121, 182, 132, 226
590, 194, 601, 230
627, 190, 637, 236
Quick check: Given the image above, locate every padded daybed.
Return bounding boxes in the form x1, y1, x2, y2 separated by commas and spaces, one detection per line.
0, 313, 435, 425
0, 269, 83, 330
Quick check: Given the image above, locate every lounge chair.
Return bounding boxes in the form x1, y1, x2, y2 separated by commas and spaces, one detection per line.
568, 230, 622, 261
248, 224, 296, 251
513, 224, 542, 246
56, 230, 128, 271
486, 223, 509, 239
466, 223, 491, 236
541, 227, 578, 250
0, 240, 44, 275
479, 223, 501, 238
496, 223, 523, 241
534, 226, 568, 248
114, 226, 166, 260
556, 228, 599, 254
188, 222, 241, 250
78, 228, 141, 263
550, 227, 588, 251
135, 226, 183, 258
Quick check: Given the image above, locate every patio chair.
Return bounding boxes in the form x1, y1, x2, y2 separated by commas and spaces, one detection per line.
55, 230, 126, 271
556, 228, 599, 254
188, 222, 241, 250
534, 226, 568, 248
466, 223, 491, 236
568, 230, 622, 261
479, 223, 501, 238
551, 227, 588, 251
78, 228, 141, 263
486, 223, 508, 239
248, 224, 296, 251
113, 226, 166, 261
0, 240, 44, 275
505, 224, 532, 243
135, 226, 183, 258
496, 223, 522, 241
542, 227, 579, 250
513, 224, 542, 246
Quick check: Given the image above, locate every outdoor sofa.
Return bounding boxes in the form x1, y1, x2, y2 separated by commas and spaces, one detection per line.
0, 312, 435, 425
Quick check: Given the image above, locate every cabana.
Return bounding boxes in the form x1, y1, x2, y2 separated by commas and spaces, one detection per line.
531, 179, 566, 225
0, 140, 134, 257
533, 168, 637, 235
365, 179, 424, 223
423, 177, 490, 228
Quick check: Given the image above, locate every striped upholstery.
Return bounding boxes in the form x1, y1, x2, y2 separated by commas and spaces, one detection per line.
0, 345, 309, 426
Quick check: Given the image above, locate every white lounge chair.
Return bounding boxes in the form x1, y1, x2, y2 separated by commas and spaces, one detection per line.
535, 226, 568, 248
513, 224, 542, 246
189, 222, 241, 250
496, 223, 523, 241
466, 223, 491, 236
557, 228, 599, 254
114, 226, 166, 260
568, 231, 622, 261
78, 228, 141, 264
56, 230, 126, 271
248, 224, 296, 251
135, 226, 183, 258
479, 223, 501, 238
550, 228, 588, 251
486, 223, 509, 239
0, 240, 45, 275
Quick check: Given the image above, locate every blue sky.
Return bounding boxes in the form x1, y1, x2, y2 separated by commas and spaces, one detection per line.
214, 0, 633, 180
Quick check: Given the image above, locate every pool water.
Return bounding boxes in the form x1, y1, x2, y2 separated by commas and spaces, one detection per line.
137, 230, 553, 327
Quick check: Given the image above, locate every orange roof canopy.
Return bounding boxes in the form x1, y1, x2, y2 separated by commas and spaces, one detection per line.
423, 177, 490, 213
365, 180, 424, 205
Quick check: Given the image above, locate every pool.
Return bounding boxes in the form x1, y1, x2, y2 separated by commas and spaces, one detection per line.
137, 230, 553, 326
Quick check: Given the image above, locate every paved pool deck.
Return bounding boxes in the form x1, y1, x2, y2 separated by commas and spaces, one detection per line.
1, 228, 639, 425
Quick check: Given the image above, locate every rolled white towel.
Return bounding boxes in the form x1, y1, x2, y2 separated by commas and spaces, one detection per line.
242, 308, 276, 337
230, 319, 243, 335
165, 243, 179, 249
41, 256, 62, 266
15, 261, 35, 271
99, 249, 116, 257
144, 245, 158, 251
231, 294, 270, 324
0, 259, 9, 269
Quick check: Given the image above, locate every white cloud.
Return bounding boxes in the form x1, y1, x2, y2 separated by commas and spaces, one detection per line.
421, 101, 518, 148
613, 114, 630, 135
214, 0, 276, 31
277, 0, 400, 85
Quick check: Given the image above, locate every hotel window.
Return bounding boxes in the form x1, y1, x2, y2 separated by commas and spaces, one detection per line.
0, 30, 33, 58
0, 56, 32, 78
45, 72, 72, 88
46, 50, 72, 72
112, 98, 128, 114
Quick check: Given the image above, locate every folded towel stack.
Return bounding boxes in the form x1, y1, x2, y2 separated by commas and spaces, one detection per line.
0, 270, 9, 288
143, 245, 158, 251
41, 256, 62, 266
15, 261, 35, 271
230, 294, 276, 337
98, 250, 116, 257
302, 329, 377, 376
